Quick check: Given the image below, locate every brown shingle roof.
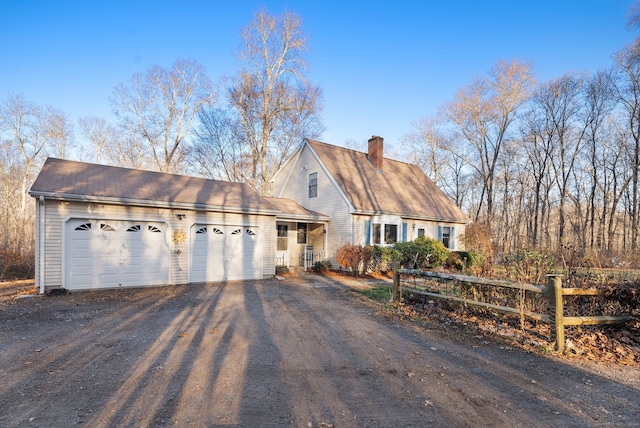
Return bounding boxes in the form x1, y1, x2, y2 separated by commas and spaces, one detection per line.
265, 197, 330, 221
30, 158, 278, 214
307, 139, 468, 222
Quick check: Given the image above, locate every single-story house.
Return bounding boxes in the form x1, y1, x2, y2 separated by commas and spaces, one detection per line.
29, 136, 467, 293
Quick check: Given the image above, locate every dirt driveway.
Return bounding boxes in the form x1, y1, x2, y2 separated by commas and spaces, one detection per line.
1, 275, 639, 427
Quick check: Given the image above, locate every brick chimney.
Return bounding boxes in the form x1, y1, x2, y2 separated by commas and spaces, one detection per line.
368, 135, 384, 171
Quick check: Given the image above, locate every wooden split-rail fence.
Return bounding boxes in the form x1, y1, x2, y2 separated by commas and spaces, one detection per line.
395, 268, 634, 352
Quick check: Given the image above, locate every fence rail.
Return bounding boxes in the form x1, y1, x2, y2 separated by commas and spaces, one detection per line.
396, 269, 634, 352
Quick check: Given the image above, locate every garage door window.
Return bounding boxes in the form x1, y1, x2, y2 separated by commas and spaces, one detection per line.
100, 223, 115, 231
191, 224, 263, 282
75, 223, 91, 231
127, 225, 141, 232
148, 225, 162, 233
196, 227, 207, 234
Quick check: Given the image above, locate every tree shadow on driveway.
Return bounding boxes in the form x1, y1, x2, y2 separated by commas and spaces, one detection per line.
0, 277, 639, 427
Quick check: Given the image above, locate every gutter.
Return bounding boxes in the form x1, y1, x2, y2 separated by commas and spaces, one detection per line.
275, 214, 331, 222
352, 209, 470, 224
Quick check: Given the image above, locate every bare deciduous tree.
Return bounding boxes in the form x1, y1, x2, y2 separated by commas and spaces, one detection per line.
195, 9, 323, 195
614, 40, 640, 248
0, 94, 71, 256
406, 115, 473, 208
111, 58, 215, 173
78, 115, 117, 164
443, 59, 534, 221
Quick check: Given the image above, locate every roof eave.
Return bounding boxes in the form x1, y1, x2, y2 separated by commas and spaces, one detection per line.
352, 209, 469, 224
29, 191, 281, 216
276, 214, 331, 222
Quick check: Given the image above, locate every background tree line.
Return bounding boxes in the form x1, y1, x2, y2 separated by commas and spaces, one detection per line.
406, 23, 640, 266
2, 6, 640, 277
0, 9, 322, 275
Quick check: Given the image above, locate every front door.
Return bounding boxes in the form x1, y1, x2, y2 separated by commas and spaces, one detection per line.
276, 224, 289, 266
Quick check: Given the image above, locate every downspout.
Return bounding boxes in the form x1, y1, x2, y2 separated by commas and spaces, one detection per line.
38, 196, 45, 294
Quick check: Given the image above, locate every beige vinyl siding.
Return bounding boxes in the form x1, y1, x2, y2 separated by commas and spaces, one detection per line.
402, 219, 466, 249
41, 200, 275, 289
274, 143, 352, 263
352, 215, 369, 245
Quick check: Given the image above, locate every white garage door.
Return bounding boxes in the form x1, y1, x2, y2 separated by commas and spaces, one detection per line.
65, 219, 170, 290
190, 224, 262, 282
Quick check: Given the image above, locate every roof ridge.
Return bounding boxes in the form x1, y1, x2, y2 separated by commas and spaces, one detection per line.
307, 138, 416, 167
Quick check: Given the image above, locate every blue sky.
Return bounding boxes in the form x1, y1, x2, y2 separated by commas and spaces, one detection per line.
1, 1, 637, 156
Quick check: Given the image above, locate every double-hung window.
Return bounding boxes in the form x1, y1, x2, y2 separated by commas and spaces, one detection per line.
372, 223, 398, 245
438, 226, 455, 249
308, 172, 318, 198
384, 224, 398, 244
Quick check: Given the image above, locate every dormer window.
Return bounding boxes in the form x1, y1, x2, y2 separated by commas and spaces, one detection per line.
308, 172, 318, 198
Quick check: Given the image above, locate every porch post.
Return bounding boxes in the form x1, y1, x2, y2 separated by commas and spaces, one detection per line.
323, 222, 328, 260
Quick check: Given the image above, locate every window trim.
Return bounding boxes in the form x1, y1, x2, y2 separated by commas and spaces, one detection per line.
384, 223, 398, 244
438, 225, 455, 249
308, 172, 318, 198
372, 223, 381, 245
277, 224, 288, 251
297, 222, 308, 244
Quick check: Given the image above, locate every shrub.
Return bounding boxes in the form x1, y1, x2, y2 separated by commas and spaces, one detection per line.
459, 221, 494, 272
312, 259, 332, 272
275, 265, 289, 275
0, 250, 35, 281
394, 241, 429, 269
393, 236, 448, 269
336, 243, 371, 274
446, 250, 484, 273
370, 245, 400, 273
445, 251, 465, 271
503, 249, 554, 284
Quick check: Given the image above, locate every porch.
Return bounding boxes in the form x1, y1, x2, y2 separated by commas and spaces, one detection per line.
275, 221, 328, 271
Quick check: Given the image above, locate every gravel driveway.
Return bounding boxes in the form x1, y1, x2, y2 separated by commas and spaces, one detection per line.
1, 274, 639, 427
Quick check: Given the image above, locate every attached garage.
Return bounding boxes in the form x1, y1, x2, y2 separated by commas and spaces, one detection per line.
190, 224, 262, 282
29, 158, 283, 293
30, 158, 325, 293
65, 219, 170, 290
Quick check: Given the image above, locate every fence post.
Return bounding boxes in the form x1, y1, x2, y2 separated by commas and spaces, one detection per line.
392, 262, 400, 303
547, 274, 565, 352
